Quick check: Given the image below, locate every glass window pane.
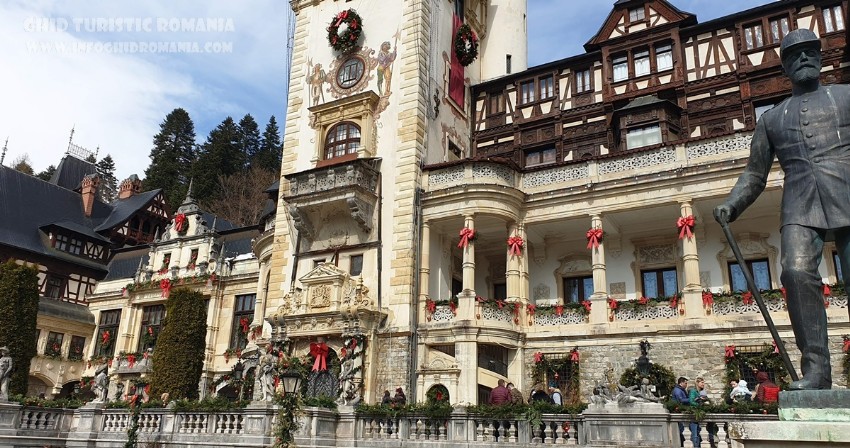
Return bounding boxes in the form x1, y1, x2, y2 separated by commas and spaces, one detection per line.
613, 57, 628, 82
752, 261, 770, 290
582, 277, 594, 301
656, 45, 672, 71
836, 7, 845, 30
643, 272, 658, 298
564, 278, 579, 303
825, 8, 834, 32
730, 263, 746, 292
834, 253, 843, 280
662, 270, 678, 296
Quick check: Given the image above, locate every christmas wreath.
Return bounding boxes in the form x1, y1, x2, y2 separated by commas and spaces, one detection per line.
327, 9, 363, 54
454, 23, 479, 66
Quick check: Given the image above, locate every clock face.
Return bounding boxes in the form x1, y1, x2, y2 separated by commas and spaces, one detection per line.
337, 57, 365, 89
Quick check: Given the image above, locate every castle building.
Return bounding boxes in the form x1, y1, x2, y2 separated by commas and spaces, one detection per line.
267, 0, 850, 406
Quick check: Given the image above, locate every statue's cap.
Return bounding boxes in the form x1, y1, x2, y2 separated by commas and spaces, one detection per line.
780, 29, 821, 60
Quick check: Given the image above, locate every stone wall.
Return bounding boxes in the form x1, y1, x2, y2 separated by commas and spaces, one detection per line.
373, 334, 412, 402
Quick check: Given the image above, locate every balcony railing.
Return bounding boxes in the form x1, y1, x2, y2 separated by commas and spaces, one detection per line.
285, 157, 380, 198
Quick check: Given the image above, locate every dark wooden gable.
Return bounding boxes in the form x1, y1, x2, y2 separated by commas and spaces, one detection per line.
585, 0, 695, 50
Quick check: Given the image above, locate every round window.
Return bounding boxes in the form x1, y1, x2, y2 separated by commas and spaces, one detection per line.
336, 57, 365, 89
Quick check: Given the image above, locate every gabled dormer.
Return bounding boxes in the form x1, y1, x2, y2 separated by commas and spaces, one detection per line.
587, 0, 696, 102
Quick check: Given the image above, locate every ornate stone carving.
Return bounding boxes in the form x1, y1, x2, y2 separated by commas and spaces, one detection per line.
533, 284, 551, 302
289, 206, 315, 240
637, 244, 676, 265
346, 197, 373, 232
310, 285, 332, 309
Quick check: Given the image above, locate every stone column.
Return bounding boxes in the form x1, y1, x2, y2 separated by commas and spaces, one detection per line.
518, 224, 529, 303
461, 215, 476, 294
506, 222, 521, 302
252, 261, 270, 326
420, 221, 431, 300
588, 215, 609, 325
453, 327, 479, 405
679, 201, 704, 318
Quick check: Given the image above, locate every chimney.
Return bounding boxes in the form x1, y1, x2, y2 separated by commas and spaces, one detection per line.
81, 174, 101, 217
118, 174, 142, 199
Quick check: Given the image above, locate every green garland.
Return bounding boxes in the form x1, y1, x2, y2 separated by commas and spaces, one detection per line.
124, 273, 215, 293
531, 349, 581, 404
723, 343, 789, 396
272, 392, 302, 448
619, 364, 677, 398
454, 23, 479, 66
665, 399, 778, 421
841, 335, 850, 387
528, 302, 590, 318
336, 334, 367, 397
426, 384, 450, 405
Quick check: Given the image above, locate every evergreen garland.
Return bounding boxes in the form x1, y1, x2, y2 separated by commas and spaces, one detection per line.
619, 364, 677, 398
326, 9, 363, 54
148, 288, 208, 400
842, 335, 850, 387
425, 384, 450, 405
531, 349, 581, 403
723, 343, 789, 396
454, 23, 479, 66
0, 261, 39, 396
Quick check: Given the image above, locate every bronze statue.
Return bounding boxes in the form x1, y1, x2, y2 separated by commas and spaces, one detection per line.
714, 29, 850, 390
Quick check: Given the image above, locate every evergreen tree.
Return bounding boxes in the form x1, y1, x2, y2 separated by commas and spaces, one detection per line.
85, 154, 97, 164
148, 288, 207, 400
253, 115, 282, 174
96, 154, 118, 203
144, 108, 197, 209
36, 165, 56, 182
238, 114, 261, 171
0, 261, 39, 396
191, 117, 243, 202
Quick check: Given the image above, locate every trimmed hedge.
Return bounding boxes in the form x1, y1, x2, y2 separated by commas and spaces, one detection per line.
0, 261, 40, 396
148, 288, 208, 400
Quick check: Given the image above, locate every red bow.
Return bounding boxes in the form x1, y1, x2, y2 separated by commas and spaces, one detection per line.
159, 279, 171, 298
449, 300, 457, 314
586, 228, 603, 249
174, 213, 187, 232
608, 298, 618, 310
458, 228, 475, 248
780, 287, 787, 301
127, 354, 136, 368
143, 351, 149, 360
742, 291, 753, 305
823, 284, 831, 296
335, 10, 349, 26
677, 215, 695, 240
507, 236, 524, 256
725, 345, 736, 358
274, 376, 280, 390
436, 391, 443, 401
426, 299, 436, 313
569, 349, 580, 362
638, 296, 649, 305
772, 340, 779, 354
670, 294, 678, 310
340, 347, 347, 358
310, 342, 329, 372
102, 330, 111, 345
702, 291, 714, 306
147, 326, 153, 336
240, 317, 250, 334
581, 300, 592, 312
555, 304, 563, 316
842, 337, 850, 354
526, 304, 536, 315
533, 352, 543, 363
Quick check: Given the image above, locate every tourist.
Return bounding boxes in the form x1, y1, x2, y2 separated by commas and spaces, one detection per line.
754, 372, 780, 403
488, 379, 511, 405
507, 382, 524, 404
689, 378, 715, 446
381, 390, 393, 405
549, 387, 563, 405
673, 377, 700, 447
729, 380, 752, 402
393, 387, 407, 406
530, 383, 552, 403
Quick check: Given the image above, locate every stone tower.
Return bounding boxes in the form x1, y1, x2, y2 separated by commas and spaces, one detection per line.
266, 0, 528, 403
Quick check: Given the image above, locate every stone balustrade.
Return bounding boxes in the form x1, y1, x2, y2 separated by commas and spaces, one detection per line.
0, 402, 780, 447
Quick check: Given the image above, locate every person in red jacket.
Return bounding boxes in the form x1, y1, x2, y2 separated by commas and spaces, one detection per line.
488, 379, 511, 405
754, 372, 780, 403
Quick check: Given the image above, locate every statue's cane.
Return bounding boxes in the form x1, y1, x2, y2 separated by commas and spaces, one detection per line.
720, 220, 800, 382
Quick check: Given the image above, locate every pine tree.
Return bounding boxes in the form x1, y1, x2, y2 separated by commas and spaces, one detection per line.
36, 165, 56, 181
191, 117, 243, 202
96, 154, 118, 203
253, 115, 282, 174
238, 114, 261, 171
148, 288, 207, 400
0, 261, 39, 396
144, 108, 197, 209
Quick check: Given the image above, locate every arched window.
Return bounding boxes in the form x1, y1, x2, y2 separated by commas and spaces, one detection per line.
324, 122, 361, 160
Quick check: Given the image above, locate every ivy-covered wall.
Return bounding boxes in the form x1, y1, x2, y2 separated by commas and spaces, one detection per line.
0, 261, 39, 396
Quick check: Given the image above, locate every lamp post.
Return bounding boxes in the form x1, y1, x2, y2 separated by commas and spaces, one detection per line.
279, 369, 303, 397
233, 360, 245, 401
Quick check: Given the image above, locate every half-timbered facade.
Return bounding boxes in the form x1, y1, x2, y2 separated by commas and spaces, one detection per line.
416, 0, 850, 405
0, 152, 170, 397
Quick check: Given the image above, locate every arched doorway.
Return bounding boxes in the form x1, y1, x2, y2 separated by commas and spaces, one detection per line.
306, 348, 339, 400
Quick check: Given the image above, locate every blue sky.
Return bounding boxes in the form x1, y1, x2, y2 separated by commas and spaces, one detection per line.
0, 0, 773, 180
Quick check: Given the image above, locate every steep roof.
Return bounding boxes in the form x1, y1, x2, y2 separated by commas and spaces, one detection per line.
95, 189, 163, 231
49, 153, 97, 191
103, 247, 149, 281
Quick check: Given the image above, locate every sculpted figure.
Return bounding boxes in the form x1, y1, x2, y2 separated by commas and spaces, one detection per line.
715, 29, 850, 389
0, 346, 12, 401
259, 352, 277, 402
92, 363, 110, 402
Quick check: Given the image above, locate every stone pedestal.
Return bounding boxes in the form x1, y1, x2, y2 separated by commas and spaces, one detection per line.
0, 401, 22, 435
65, 402, 107, 448
582, 402, 671, 447
729, 390, 850, 447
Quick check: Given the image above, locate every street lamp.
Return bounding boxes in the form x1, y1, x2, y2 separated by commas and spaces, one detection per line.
279, 369, 303, 396
232, 360, 245, 381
